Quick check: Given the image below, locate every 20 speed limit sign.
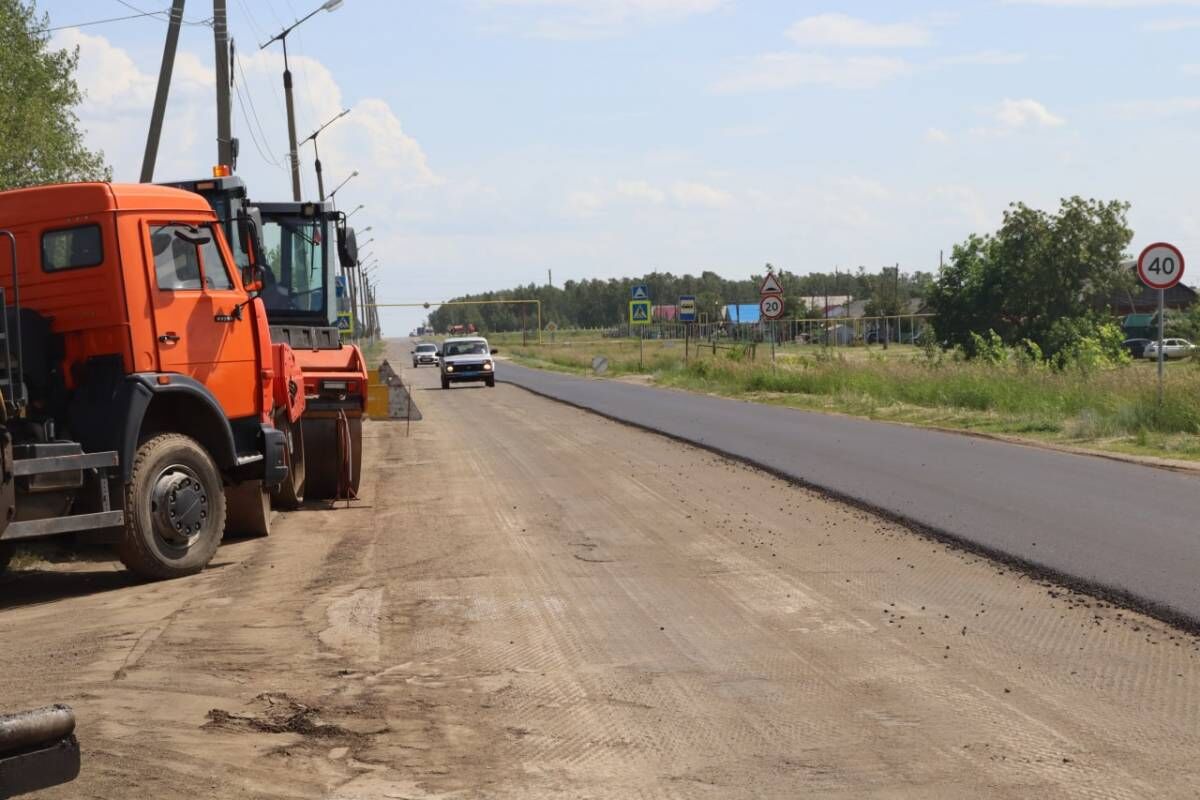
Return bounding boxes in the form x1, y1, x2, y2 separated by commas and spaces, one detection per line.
1137, 242, 1185, 290
760, 295, 784, 320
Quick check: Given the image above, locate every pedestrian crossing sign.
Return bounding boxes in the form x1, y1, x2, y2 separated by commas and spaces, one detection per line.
630, 299, 651, 325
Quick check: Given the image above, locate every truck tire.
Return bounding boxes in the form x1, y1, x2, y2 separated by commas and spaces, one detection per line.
441, 376, 450, 390
0, 543, 12, 575
224, 481, 271, 538
116, 434, 226, 580
270, 415, 305, 510
486, 376, 495, 388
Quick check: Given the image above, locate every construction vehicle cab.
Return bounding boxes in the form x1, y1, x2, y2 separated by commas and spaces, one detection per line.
163, 175, 368, 504
0, 182, 289, 579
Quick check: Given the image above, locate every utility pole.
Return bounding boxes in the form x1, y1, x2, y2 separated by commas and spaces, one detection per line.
261, 1, 345, 201
548, 269, 552, 288
301, 108, 350, 200
141, 0, 186, 182
213, 0, 234, 168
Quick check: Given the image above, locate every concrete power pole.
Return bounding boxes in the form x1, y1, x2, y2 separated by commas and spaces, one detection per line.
213, 0, 235, 168
140, 0, 186, 182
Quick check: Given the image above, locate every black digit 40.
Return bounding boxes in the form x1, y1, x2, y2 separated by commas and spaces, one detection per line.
1148, 256, 1177, 276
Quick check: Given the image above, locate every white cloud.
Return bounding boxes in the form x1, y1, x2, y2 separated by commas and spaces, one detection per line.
786, 13, 931, 48
936, 50, 1028, 65
993, 98, 1066, 128
714, 53, 912, 93
481, 0, 726, 38
925, 127, 951, 143
670, 181, 732, 208
615, 180, 666, 204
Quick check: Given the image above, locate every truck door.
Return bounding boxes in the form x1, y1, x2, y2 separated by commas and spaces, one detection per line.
146, 222, 258, 419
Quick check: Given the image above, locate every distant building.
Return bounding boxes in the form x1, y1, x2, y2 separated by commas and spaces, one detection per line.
1106, 260, 1196, 315
723, 304, 761, 324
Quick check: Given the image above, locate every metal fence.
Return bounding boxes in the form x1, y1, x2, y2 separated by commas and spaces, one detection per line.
592, 314, 937, 346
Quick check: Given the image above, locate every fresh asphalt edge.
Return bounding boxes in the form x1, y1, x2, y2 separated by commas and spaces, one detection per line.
499, 374, 1200, 636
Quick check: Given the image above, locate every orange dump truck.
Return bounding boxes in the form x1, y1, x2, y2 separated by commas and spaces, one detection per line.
0, 182, 303, 578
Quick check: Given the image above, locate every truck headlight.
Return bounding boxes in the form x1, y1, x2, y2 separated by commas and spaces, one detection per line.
445, 365, 454, 373
483, 362, 493, 371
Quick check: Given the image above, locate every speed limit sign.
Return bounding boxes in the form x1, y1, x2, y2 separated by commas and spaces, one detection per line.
760, 295, 784, 320
1137, 242, 1185, 290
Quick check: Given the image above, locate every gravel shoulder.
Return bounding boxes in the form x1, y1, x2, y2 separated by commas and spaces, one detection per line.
0, 341, 1195, 798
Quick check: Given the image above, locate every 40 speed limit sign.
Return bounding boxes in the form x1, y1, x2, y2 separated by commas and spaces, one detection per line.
759, 294, 785, 320
1137, 242, 1185, 290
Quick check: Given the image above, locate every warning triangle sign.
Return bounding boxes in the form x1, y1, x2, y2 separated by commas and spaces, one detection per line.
760, 273, 784, 296
631, 303, 649, 321
632, 285, 649, 300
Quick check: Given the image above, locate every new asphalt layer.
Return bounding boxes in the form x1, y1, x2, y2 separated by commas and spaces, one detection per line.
499, 362, 1200, 627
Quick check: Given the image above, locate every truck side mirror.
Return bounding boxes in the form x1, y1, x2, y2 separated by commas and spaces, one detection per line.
237, 209, 264, 292
491, 348, 499, 355
338, 225, 358, 268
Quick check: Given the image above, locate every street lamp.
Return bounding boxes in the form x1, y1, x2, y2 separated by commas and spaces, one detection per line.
300, 108, 350, 200
346, 204, 364, 219
328, 170, 358, 202
260, 0, 346, 201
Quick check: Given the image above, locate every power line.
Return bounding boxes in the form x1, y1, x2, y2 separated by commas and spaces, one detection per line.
36, 9, 164, 33
233, 49, 285, 169
111, 0, 213, 27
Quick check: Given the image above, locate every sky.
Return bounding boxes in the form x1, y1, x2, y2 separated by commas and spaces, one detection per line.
37, 0, 1200, 333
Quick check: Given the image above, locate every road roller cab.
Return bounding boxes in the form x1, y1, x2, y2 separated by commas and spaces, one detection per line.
162, 175, 368, 503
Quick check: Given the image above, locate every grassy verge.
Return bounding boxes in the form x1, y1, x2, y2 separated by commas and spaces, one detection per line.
507, 338, 1200, 461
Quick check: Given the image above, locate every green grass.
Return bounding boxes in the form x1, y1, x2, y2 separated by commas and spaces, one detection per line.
507, 338, 1200, 462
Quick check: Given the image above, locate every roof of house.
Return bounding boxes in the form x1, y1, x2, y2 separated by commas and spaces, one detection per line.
723, 303, 761, 324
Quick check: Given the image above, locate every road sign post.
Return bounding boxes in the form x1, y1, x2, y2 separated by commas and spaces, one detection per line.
630, 293, 651, 371
1137, 242, 1186, 406
759, 276, 785, 368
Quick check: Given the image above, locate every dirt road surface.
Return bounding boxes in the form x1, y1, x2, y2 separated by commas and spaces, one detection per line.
1, 340, 1197, 798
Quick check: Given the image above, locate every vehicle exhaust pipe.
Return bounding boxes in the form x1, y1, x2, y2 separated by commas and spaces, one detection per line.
0, 705, 80, 797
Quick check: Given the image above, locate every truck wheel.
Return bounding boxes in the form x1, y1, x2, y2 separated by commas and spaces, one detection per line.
0, 543, 13, 575
271, 415, 305, 509
441, 376, 450, 390
225, 481, 271, 538
486, 376, 496, 388
116, 434, 225, 580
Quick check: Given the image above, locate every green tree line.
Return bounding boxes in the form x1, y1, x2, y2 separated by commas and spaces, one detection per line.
428, 267, 934, 332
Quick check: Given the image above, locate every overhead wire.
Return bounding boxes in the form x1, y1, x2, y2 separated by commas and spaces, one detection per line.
36, 9, 166, 33
111, 0, 214, 27
233, 49, 286, 169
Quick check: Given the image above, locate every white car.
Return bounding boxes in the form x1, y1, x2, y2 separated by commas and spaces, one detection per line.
411, 342, 439, 368
440, 336, 498, 389
1143, 338, 1195, 360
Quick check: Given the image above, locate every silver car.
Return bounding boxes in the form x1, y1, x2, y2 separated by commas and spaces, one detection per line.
440, 336, 498, 389
411, 343, 440, 368
1144, 338, 1194, 360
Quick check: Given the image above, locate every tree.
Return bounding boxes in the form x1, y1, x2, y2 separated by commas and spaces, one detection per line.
929, 197, 1135, 357
0, 0, 109, 190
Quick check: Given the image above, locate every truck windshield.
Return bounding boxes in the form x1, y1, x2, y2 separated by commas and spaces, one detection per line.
258, 215, 328, 315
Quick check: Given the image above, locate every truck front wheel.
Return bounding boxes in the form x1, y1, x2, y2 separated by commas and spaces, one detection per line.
0, 543, 12, 575
116, 434, 226, 580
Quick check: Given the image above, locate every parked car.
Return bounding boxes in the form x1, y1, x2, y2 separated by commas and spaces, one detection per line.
440, 336, 499, 389
1143, 338, 1195, 360
411, 342, 439, 368
1122, 338, 1152, 359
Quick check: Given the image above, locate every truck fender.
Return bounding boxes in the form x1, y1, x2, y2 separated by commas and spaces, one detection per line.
120, 375, 239, 481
